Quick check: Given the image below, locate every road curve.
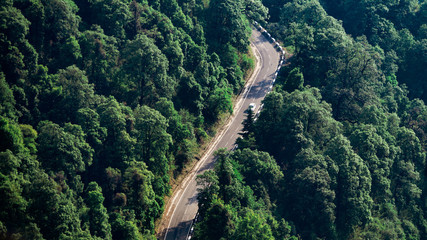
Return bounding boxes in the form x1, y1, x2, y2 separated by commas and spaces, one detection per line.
158, 27, 281, 240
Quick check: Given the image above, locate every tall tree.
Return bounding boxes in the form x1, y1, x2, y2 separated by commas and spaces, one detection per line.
118, 33, 173, 106
207, 0, 250, 52
84, 182, 112, 239
37, 121, 93, 177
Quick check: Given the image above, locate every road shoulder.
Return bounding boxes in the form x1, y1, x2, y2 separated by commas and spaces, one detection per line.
156, 33, 262, 239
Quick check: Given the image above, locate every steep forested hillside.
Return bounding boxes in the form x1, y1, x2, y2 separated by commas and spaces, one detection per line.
194, 0, 427, 239
0, 0, 267, 239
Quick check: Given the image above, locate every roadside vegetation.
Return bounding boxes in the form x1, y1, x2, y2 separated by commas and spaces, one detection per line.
0, 0, 267, 239
194, 0, 427, 239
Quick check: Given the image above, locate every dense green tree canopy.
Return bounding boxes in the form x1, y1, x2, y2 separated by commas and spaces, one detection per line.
0, 0, 256, 238
1, 0, 426, 238
194, 0, 427, 238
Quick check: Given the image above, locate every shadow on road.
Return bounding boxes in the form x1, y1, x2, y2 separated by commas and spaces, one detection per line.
187, 194, 198, 206
159, 219, 193, 240
158, 27, 280, 240
251, 31, 270, 45
196, 156, 217, 173
246, 78, 272, 99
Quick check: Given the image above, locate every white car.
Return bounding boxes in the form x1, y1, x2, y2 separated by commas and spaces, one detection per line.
248, 103, 256, 112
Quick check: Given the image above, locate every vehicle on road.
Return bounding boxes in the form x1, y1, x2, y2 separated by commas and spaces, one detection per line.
247, 103, 256, 112
160, 28, 280, 240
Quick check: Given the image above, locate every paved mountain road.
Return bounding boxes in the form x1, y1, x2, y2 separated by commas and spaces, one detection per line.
158, 27, 281, 240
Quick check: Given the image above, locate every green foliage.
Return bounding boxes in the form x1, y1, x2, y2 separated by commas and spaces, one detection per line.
237, 109, 256, 149
0, 2, 34, 82
244, 0, 268, 23
0, 116, 24, 153
19, 124, 37, 154
232, 209, 274, 240
348, 124, 394, 202
84, 182, 112, 239
195, 149, 297, 239
283, 67, 304, 92
76, 107, 107, 151
97, 96, 135, 169
122, 161, 159, 232
37, 120, 93, 176
326, 136, 373, 237
204, 87, 233, 123
110, 212, 144, 240
13, 0, 425, 238
78, 26, 119, 94
2, 0, 254, 236
319, 0, 427, 102
194, 197, 234, 240
230, 0, 427, 238
41, 0, 81, 70
206, 0, 251, 52
133, 104, 172, 197
116, 33, 173, 106
48, 65, 95, 122
155, 98, 197, 172
0, 72, 17, 120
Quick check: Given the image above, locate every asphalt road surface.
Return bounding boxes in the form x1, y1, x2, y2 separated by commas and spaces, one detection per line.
160, 26, 281, 240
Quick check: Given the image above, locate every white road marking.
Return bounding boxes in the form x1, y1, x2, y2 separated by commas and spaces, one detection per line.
163, 31, 266, 240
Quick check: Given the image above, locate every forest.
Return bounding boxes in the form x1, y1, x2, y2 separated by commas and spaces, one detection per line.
193, 0, 427, 239
0, 0, 267, 239
1, 0, 426, 239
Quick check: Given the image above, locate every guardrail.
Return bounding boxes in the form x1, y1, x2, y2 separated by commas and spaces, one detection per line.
252, 20, 286, 120
253, 21, 286, 58
186, 23, 287, 239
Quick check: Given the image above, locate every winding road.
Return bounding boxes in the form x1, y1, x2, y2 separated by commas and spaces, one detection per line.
158, 26, 281, 240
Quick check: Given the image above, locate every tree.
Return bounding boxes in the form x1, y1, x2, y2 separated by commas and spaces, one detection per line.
196, 170, 220, 214
0, 116, 23, 153
122, 161, 159, 232
78, 26, 119, 94
37, 121, 93, 176
326, 135, 373, 237
243, 0, 268, 23
133, 105, 171, 172
76, 107, 107, 153
231, 149, 283, 197
176, 71, 204, 115
348, 124, 394, 202
237, 109, 256, 149
41, 0, 81, 70
110, 212, 143, 240
97, 97, 136, 169
0, 72, 17, 120
240, 108, 254, 138
0, 151, 27, 236
155, 98, 197, 171
204, 87, 233, 123
52, 65, 95, 122
283, 67, 304, 92
26, 170, 90, 239
287, 147, 337, 239
232, 209, 274, 240
206, 0, 250, 52
117, 33, 173, 106
75, 0, 131, 38
133, 105, 172, 198
391, 127, 425, 227
20, 124, 38, 155
193, 198, 234, 240
255, 88, 341, 164
0, 3, 34, 82
85, 182, 112, 239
